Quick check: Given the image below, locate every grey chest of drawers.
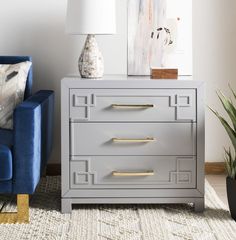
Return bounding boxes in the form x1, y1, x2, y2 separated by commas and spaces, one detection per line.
61, 75, 205, 213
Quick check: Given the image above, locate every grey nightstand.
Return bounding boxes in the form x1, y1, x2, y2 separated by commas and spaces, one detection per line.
61, 75, 205, 213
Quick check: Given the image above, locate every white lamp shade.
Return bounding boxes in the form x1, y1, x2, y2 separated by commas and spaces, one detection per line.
66, 0, 116, 35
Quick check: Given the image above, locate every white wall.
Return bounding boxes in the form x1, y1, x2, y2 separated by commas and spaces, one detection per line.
193, 0, 236, 162
0, 0, 235, 163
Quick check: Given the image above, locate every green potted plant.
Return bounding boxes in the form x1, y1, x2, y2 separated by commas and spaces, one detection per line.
210, 86, 236, 220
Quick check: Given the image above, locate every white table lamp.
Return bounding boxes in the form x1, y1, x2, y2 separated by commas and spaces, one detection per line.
66, 0, 116, 78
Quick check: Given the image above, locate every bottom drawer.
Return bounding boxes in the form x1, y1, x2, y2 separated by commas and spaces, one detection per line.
70, 156, 196, 189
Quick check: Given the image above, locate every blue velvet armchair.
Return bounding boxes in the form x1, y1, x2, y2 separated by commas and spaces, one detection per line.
0, 56, 54, 223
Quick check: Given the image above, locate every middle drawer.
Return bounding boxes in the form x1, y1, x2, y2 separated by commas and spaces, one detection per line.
70, 123, 196, 156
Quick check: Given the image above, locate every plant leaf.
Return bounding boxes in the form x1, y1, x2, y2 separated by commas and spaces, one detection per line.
229, 84, 236, 100
217, 91, 236, 131
209, 107, 236, 151
210, 87, 236, 179
225, 163, 229, 175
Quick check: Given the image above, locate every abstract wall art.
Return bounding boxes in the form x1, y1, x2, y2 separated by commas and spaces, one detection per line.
128, 0, 192, 76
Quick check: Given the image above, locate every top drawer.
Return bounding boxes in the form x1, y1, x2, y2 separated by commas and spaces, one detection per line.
70, 89, 196, 122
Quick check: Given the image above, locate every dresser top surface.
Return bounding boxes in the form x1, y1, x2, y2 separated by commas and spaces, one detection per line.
62, 75, 204, 89
65, 74, 194, 81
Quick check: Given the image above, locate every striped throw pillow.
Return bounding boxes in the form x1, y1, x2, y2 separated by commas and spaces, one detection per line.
0, 61, 32, 129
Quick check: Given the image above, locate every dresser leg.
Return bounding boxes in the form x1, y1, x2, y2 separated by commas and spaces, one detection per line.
194, 199, 205, 212
61, 199, 72, 213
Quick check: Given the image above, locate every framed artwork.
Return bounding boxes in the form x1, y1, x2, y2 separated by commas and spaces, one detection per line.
128, 0, 192, 76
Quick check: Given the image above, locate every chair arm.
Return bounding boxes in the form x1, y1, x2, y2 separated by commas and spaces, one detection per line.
12, 90, 54, 194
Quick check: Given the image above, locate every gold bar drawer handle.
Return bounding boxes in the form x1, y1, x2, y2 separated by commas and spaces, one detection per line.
112, 171, 154, 177
112, 137, 156, 143
111, 104, 155, 109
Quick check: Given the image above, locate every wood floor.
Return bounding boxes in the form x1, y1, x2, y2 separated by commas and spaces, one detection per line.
206, 174, 228, 208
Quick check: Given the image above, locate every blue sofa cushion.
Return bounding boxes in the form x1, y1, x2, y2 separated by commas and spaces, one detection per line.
0, 128, 13, 147
0, 144, 12, 181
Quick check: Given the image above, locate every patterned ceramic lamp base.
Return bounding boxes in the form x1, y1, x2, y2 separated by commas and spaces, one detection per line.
78, 34, 104, 78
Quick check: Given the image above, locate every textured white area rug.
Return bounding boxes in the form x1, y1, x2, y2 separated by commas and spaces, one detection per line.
0, 177, 236, 240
